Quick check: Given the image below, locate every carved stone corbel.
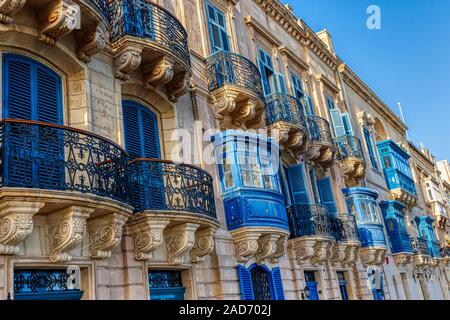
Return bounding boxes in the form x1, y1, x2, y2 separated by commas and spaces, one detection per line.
126, 217, 170, 261
77, 24, 106, 63
114, 46, 142, 81
269, 235, 288, 264
255, 234, 280, 265
191, 227, 216, 263
87, 212, 129, 259
166, 223, 199, 265
0, 201, 45, 255
143, 56, 175, 88
47, 206, 93, 263
0, 0, 27, 24
393, 253, 412, 266
292, 238, 316, 265
232, 99, 257, 128
359, 247, 387, 266
232, 230, 261, 263
167, 72, 189, 102
311, 239, 335, 264
38, 0, 80, 46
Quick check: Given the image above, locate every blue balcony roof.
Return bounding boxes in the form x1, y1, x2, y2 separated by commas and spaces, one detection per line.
342, 187, 379, 199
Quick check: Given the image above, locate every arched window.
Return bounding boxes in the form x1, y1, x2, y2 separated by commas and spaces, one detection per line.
237, 264, 285, 300
122, 100, 161, 159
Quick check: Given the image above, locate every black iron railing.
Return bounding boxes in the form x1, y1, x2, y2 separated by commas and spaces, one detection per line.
411, 237, 431, 256
206, 50, 264, 100
265, 93, 308, 130
336, 134, 365, 161
109, 0, 191, 68
287, 204, 335, 239
127, 159, 216, 218
87, 0, 110, 20
0, 119, 128, 203
332, 213, 359, 242
307, 116, 334, 146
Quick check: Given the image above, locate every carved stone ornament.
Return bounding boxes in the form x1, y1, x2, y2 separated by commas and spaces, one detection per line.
190, 227, 217, 263
143, 56, 175, 87
0, 201, 45, 255
255, 234, 280, 265
38, 0, 81, 46
232, 231, 261, 263
77, 24, 106, 63
48, 206, 93, 263
359, 247, 387, 266
114, 46, 143, 81
127, 218, 170, 261
0, 0, 27, 24
358, 111, 375, 131
270, 235, 288, 264
167, 72, 189, 102
166, 223, 199, 265
88, 212, 129, 259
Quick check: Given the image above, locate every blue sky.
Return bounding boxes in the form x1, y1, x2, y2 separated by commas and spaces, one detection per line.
287, 0, 450, 160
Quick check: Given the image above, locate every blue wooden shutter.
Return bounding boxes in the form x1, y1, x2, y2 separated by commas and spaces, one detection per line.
364, 128, 378, 169
123, 102, 143, 159
327, 99, 345, 137
305, 95, 315, 115
341, 113, 353, 136
276, 73, 287, 94
237, 265, 254, 300
141, 108, 161, 158
207, 3, 230, 52
317, 176, 337, 214
270, 267, 285, 300
287, 164, 309, 204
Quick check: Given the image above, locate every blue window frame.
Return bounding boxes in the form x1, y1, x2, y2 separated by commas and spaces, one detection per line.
337, 272, 349, 300
304, 271, 319, 300
149, 270, 186, 300
206, 3, 230, 52
364, 128, 379, 170
2, 54, 64, 189
122, 100, 161, 159
308, 169, 337, 214
237, 264, 285, 300
286, 164, 310, 205
341, 113, 353, 135
291, 73, 304, 100
326, 96, 345, 137
257, 48, 285, 96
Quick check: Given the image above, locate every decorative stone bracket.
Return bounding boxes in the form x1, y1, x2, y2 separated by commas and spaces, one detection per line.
359, 247, 387, 266
191, 227, 217, 263
331, 242, 360, 266
0, 201, 45, 255
390, 189, 418, 208
87, 212, 129, 259
0, 0, 27, 24
232, 229, 289, 264
393, 253, 413, 266
38, 0, 81, 46
339, 157, 366, 187
47, 206, 93, 263
268, 123, 309, 159
114, 46, 143, 81
76, 24, 106, 63
306, 143, 336, 169
290, 237, 335, 265
165, 223, 199, 265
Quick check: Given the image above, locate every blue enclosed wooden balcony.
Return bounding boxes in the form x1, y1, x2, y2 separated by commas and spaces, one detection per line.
335, 135, 366, 186
206, 51, 265, 129
265, 93, 309, 157
109, 0, 191, 100
306, 116, 336, 168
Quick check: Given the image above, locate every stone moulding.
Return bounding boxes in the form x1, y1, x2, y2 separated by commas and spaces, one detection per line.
211, 86, 265, 130
76, 24, 106, 63
37, 0, 81, 46
165, 223, 199, 265
268, 122, 309, 159
0, 0, 27, 24
0, 200, 45, 255
331, 241, 361, 266
359, 247, 387, 266
306, 142, 336, 169
190, 227, 217, 263
393, 252, 413, 266
390, 188, 418, 208
231, 228, 289, 265
339, 156, 366, 187
290, 236, 336, 266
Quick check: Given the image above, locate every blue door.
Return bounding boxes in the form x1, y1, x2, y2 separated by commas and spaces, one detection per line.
148, 271, 186, 301
337, 271, 349, 300
304, 271, 319, 300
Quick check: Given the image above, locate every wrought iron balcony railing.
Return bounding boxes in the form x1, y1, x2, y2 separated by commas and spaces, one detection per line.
335, 135, 365, 161
307, 116, 334, 146
332, 213, 359, 243
411, 237, 431, 256
265, 93, 308, 129
287, 204, 335, 239
110, 0, 191, 68
206, 50, 264, 100
127, 159, 216, 218
87, 0, 110, 20
0, 119, 128, 203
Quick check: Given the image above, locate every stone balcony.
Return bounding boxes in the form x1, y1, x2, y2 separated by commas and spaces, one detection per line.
411, 237, 432, 268
206, 51, 265, 130
305, 116, 336, 169
287, 204, 336, 265
265, 93, 309, 159
109, 0, 191, 101
331, 213, 361, 266
125, 159, 220, 265
0, 119, 133, 262
335, 135, 366, 187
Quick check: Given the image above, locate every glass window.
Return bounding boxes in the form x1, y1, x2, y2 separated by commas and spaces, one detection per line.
223, 156, 235, 189
239, 154, 263, 188
383, 156, 392, 169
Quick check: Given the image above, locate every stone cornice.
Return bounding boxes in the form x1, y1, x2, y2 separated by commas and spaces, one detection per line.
278, 45, 309, 71
408, 141, 437, 172
316, 74, 339, 94
244, 15, 282, 46
338, 63, 408, 133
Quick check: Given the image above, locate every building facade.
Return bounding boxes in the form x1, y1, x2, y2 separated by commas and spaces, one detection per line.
0, 0, 448, 300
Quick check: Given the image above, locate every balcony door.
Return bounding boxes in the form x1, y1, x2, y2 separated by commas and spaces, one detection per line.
2, 54, 64, 190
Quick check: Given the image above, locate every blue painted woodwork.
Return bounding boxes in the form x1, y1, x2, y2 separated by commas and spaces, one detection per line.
337, 272, 349, 300
14, 270, 83, 300
212, 130, 289, 231
342, 187, 387, 248
304, 271, 319, 300
291, 73, 304, 100
376, 140, 417, 196
414, 216, 441, 258
237, 264, 285, 301
206, 50, 264, 100
258, 48, 276, 95
326, 97, 346, 138
265, 93, 308, 132
380, 200, 413, 254
206, 2, 230, 52
109, 0, 191, 68
363, 128, 379, 170
286, 164, 309, 205
317, 176, 337, 215
128, 159, 216, 218
287, 204, 334, 239
148, 270, 186, 300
